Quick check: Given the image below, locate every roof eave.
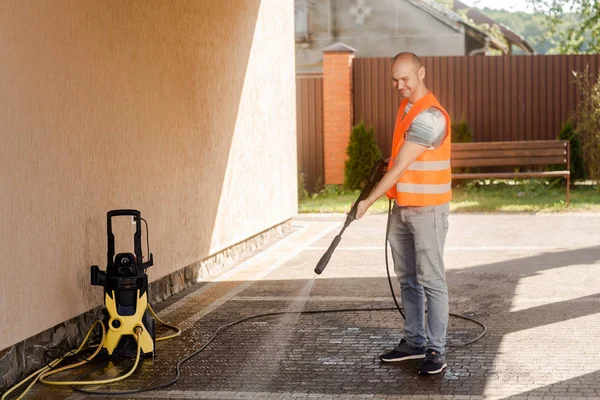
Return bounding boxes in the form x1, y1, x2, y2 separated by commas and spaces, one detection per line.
453, 0, 535, 54
462, 23, 509, 54
403, 0, 464, 33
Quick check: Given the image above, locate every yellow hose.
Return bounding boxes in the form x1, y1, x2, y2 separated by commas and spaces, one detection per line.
39, 328, 142, 386
147, 303, 181, 341
0, 361, 58, 400
1, 320, 105, 400
37, 322, 106, 382
2, 303, 180, 399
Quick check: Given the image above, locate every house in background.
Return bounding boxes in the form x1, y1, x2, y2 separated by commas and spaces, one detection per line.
453, 0, 534, 55
295, 0, 534, 73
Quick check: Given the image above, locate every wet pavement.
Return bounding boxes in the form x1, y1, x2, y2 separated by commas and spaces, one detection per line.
11, 212, 600, 399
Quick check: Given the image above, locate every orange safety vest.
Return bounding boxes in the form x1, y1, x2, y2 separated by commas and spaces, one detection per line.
386, 91, 452, 206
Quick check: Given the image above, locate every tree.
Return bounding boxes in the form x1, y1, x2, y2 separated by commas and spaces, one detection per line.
482, 8, 553, 54
527, 0, 600, 53
572, 68, 600, 189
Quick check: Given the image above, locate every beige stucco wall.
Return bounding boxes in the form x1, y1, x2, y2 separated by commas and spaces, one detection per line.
0, 0, 297, 351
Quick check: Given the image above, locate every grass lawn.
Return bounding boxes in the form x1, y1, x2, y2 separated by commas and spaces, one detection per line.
299, 181, 600, 214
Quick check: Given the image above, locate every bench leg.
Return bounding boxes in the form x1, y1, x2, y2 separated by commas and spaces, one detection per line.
566, 175, 570, 206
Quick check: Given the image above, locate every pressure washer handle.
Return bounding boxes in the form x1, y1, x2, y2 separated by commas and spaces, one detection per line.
347, 159, 388, 220
314, 159, 388, 275
107, 209, 141, 219
314, 235, 342, 274
347, 179, 377, 220
106, 209, 144, 272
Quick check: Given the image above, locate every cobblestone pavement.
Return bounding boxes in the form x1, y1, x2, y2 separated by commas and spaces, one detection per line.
15, 212, 600, 400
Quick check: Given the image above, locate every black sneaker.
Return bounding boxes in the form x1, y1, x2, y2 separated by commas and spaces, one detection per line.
418, 349, 447, 374
379, 339, 426, 362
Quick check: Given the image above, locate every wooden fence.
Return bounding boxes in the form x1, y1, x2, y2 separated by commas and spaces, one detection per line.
296, 54, 600, 191
353, 54, 600, 158
296, 74, 324, 192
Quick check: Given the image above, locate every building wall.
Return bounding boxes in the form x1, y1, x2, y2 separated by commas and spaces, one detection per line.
0, 0, 297, 351
296, 0, 465, 73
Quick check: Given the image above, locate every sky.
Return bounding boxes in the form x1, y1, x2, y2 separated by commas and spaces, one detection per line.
460, 0, 536, 13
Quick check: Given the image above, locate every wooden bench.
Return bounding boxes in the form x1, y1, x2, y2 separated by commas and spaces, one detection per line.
451, 140, 571, 205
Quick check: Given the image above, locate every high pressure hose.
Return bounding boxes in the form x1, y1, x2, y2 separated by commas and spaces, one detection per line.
148, 303, 182, 341
1, 172, 486, 398
313, 159, 487, 347
385, 199, 406, 320
3, 267, 486, 399
73, 307, 486, 397
70, 198, 486, 397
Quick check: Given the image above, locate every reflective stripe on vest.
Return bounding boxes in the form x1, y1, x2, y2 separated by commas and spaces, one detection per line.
385, 91, 452, 207
407, 160, 450, 171
396, 182, 452, 194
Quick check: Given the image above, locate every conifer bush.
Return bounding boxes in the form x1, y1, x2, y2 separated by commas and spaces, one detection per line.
344, 122, 382, 190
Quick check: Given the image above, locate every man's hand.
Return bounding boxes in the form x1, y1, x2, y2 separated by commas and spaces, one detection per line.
353, 141, 428, 220
355, 199, 371, 219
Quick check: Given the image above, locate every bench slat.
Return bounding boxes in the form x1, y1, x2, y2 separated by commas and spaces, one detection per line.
452, 140, 568, 151
452, 148, 566, 159
452, 156, 567, 168
449, 140, 571, 206
453, 171, 570, 179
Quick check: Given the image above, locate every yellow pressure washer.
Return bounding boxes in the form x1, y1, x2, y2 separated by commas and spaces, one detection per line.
1, 209, 182, 400
91, 209, 156, 357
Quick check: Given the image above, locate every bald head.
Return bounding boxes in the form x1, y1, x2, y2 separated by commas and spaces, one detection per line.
392, 52, 422, 70
391, 52, 427, 101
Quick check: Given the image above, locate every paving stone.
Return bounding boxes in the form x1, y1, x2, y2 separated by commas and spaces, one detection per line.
12, 214, 600, 400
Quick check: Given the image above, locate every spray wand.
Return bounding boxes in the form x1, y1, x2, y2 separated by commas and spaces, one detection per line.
314, 158, 388, 275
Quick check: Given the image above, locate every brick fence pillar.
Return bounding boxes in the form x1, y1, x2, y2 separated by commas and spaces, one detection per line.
323, 42, 356, 185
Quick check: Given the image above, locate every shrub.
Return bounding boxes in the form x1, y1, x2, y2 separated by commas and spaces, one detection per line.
572, 68, 600, 189
451, 119, 473, 177
558, 119, 585, 182
451, 119, 473, 143
344, 122, 382, 190
319, 184, 351, 196
298, 168, 309, 201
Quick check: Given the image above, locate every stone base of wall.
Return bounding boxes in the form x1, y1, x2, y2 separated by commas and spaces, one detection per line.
0, 219, 291, 393
0, 307, 105, 394
147, 220, 292, 303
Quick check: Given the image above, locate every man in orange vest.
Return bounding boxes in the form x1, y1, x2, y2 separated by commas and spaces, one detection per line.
355, 52, 451, 375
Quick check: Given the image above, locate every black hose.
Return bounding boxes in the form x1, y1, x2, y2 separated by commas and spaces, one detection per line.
74, 195, 487, 396
385, 199, 405, 320
72, 303, 486, 396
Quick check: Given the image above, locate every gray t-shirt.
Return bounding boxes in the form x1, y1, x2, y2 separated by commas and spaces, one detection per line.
402, 103, 447, 149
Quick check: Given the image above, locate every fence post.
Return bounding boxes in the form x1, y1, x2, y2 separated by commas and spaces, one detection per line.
323, 42, 356, 185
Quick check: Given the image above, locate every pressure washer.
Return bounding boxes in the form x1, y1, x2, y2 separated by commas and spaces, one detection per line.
91, 209, 156, 357
0, 210, 182, 400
